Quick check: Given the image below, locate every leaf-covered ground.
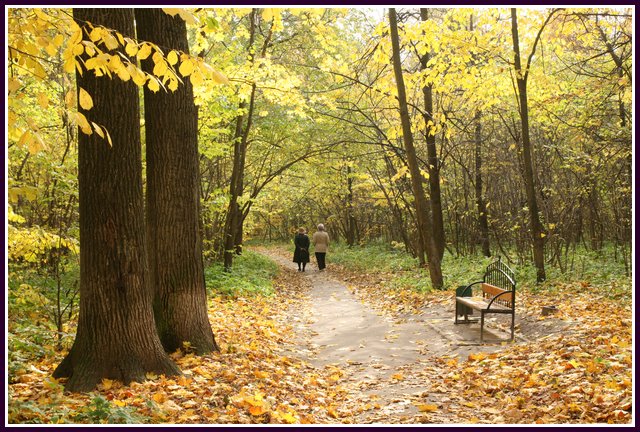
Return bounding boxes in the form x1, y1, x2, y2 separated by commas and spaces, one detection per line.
327, 262, 633, 424
8, 267, 352, 424
8, 251, 633, 424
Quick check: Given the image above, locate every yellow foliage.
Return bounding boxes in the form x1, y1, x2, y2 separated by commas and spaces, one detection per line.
78, 88, 93, 110
8, 224, 79, 263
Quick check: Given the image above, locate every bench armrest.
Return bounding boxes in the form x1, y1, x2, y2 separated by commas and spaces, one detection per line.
458, 281, 483, 297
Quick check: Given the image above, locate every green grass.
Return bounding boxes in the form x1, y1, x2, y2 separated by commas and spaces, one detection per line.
323, 241, 631, 298
204, 250, 279, 297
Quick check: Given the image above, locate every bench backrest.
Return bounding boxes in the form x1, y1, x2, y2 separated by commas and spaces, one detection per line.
481, 283, 513, 308
482, 257, 516, 307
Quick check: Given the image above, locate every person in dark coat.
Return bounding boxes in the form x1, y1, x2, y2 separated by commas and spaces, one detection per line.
293, 227, 310, 272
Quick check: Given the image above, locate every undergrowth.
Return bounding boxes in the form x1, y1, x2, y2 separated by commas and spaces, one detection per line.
205, 250, 280, 297
324, 241, 631, 299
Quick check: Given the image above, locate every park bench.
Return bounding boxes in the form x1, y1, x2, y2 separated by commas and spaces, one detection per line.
454, 257, 516, 342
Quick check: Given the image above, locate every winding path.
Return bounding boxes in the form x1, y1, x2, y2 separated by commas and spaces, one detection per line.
261, 249, 518, 422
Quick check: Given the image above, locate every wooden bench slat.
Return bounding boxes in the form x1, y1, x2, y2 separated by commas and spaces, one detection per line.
456, 296, 512, 311
482, 283, 512, 303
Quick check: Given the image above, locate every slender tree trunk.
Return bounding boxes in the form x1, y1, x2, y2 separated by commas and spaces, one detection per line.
511, 8, 546, 282
136, 9, 218, 354
419, 8, 445, 261
54, 8, 180, 391
389, 8, 443, 289
223, 9, 263, 269
474, 110, 491, 257
346, 164, 357, 246
223, 108, 246, 270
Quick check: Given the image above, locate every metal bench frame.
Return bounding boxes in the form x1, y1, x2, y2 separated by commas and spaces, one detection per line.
454, 257, 516, 342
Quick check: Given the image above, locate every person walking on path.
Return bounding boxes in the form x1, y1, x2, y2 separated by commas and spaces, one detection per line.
293, 227, 310, 272
312, 223, 330, 271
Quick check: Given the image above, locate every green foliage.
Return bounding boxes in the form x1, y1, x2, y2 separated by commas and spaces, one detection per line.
327, 241, 630, 297
73, 395, 150, 424
205, 250, 279, 297
330, 241, 418, 273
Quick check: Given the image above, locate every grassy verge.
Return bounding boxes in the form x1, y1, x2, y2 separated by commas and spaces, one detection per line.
326, 241, 631, 299
205, 249, 280, 297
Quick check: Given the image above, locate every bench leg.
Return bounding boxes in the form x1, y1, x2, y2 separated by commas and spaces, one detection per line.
510, 312, 515, 341
480, 311, 485, 343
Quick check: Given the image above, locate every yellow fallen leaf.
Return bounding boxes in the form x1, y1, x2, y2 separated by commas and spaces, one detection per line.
101, 378, 113, 390
468, 352, 486, 361
276, 410, 297, 423
249, 405, 268, 416
417, 404, 438, 412
113, 399, 126, 407
152, 392, 167, 403
391, 373, 405, 381
177, 375, 192, 386
328, 373, 341, 382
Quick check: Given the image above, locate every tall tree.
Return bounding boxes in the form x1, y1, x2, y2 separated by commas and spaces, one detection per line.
510, 8, 556, 282
388, 8, 443, 289
53, 8, 180, 391
419, 8, 446, 261
223, 8, 272, 270
473, 110, 491, 257
135, 9, 218, 354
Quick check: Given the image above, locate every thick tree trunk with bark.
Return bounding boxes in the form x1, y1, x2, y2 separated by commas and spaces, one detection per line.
419, 8, 446, 261
511, 8, 546, 282
135, 9, 218, 354
53, 8, 180, 391
389, 8, 443, 289
474, 111, 491, 257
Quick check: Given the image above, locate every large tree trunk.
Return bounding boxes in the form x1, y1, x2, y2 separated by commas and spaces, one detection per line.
135, 9, 218, 354
474, 110, 491, 257
389, 8, 443, 289
419, 8, 446, 261
53, 8, 179, 392
511, 8, 546, 282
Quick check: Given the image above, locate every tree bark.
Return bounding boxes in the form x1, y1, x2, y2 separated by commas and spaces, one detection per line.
419, 8, 446, 261
511, 8, 546, 282
389, 8, 443, 289
53, 8, 180, 392
223, 99, 249, 270
474, 110, 491, 257
135, 8, 218, 354
345, 164, 358, 246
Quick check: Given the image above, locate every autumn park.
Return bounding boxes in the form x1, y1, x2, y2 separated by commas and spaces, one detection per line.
5, 6, 633, 425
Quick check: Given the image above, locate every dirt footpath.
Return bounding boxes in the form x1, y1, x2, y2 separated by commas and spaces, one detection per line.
264, 251, 499, 421
261, 249, 572, 423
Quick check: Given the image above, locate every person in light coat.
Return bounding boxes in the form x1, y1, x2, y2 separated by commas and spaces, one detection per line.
312, 223, 330, 271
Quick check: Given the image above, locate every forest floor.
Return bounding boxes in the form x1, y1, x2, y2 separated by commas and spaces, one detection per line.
8, 247, 633, 425
259, 246, 633, 424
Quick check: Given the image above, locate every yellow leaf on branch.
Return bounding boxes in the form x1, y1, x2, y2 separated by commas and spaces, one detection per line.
179, 59, 194, 77
78, 88, 93, 110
